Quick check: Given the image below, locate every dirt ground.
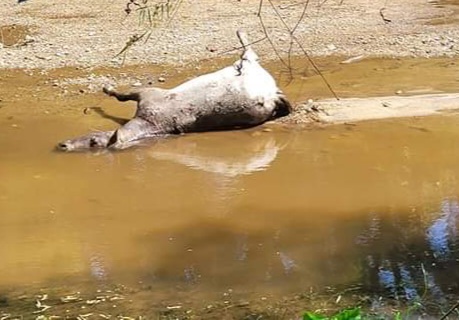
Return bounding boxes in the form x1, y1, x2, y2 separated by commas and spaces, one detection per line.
1, 0, 459, 125
1, 0, 459, 69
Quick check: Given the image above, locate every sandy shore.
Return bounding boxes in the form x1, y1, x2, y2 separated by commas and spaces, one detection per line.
1, 0, 459, 70
1, 0, 459, 125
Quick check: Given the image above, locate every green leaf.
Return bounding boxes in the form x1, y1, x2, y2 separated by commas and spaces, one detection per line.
303, 312, 327, 320
331, 308, 361, 320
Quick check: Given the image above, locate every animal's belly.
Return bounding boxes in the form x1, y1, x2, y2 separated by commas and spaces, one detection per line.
183, 101, 271, 132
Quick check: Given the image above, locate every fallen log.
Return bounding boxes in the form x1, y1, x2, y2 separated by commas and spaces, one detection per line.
285, 93, 459, 124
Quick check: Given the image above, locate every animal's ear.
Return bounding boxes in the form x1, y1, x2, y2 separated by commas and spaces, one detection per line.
107, 129, 131, 149
108, 130, 119, 147
273, 96, 292, 118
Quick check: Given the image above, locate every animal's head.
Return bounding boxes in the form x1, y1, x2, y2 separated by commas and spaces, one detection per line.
56, 132, 112, 152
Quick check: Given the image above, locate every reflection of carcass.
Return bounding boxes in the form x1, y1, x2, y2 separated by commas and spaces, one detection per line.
148, 131, 290, 217
148, 132, 284, 177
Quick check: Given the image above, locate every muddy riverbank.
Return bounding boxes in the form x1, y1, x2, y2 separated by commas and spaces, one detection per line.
2, 55, 459, 128
3, 1, 459, 319
2, 0, 459, 126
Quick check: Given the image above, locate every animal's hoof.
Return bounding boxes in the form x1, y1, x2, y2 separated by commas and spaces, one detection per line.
102, 85, 115, 96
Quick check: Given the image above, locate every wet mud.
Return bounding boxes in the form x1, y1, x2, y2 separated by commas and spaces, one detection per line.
0, 24, 32, 47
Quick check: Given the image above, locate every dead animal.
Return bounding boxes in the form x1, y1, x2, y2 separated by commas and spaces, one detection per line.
57, 31, 292, 152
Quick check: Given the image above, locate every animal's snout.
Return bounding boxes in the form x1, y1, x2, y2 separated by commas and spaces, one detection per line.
56, 142, 70, 151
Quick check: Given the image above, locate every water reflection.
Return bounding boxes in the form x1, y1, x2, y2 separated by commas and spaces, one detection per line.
357, 198, 459, 303
129, 195, 459, 302
144, 131, 288, 217
427, 199, 459, 260
147, 132, 283, 177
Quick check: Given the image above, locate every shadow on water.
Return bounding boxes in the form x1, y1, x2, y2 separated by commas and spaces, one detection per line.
358, 200, 459, 304
133, 197, 459, 302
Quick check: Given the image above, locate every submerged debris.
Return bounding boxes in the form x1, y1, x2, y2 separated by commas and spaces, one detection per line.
33, 298, 51, 314
60, 295, 81, 303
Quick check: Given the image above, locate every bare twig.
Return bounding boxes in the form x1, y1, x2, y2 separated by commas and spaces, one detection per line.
279, 1, 310, 10
379, 8, 392, 23
117, 0, 183, 57
292, 0, 310, 33
257, 2, 290, 69
262, 0, 339, 100
440, 301, 459, 320
218, 37, 268, 56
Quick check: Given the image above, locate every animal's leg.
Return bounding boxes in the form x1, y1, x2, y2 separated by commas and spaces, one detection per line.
107, 118, 165, 150
237, 30, 259, 63
103, 85, 140, 102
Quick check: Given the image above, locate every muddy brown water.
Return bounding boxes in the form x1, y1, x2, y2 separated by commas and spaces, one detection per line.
2, 56, 459, 317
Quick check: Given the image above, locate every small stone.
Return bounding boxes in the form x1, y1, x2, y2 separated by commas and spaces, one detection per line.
83, 108, 92, 115
132, 82, 142, 87
166, 306, 182, 310
395, 90, 403, 95
206, 45, 217, 52
158, 77, 166, 83
25, 35, 35, 42
0, 295, 8, 306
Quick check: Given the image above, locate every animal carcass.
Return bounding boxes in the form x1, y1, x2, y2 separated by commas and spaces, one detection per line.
57, 31, 291, 151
